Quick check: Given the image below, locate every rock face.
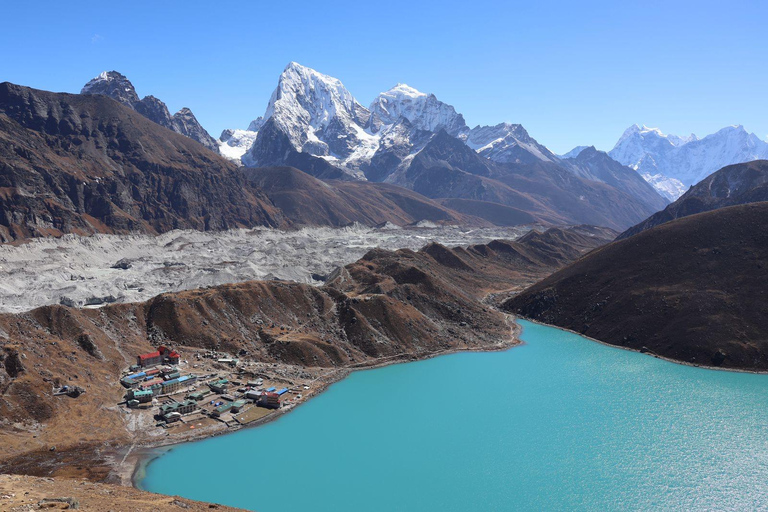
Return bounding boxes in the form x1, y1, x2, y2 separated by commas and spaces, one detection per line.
81, 71, 218, 151
505, 202, 768, 371
609, 123, 768, 199
0, 82, 284, 242
81, 71, 139, 106
617, 160, 768, 239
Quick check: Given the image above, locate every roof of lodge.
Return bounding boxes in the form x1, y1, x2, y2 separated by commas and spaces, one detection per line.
138, 351, 161, 360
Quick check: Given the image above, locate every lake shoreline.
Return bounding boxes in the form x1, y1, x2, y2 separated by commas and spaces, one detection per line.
126, 315, 523, 489
518, 316, 768, 375
129, 314, 768, 490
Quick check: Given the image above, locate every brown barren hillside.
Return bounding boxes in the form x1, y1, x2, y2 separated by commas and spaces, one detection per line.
244, 166, 489, 227
0, 82, 284, 242
0, 227, 612, 480
505, 203, 768, 371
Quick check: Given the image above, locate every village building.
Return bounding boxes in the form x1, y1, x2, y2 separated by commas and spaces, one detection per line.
136, 345, 182, 368
159, 375, 197, 395
208, 379, 229, 394
164, 412, 182, 423
258, 392, 281, 409
188, 390, 210, 401
126, 389, 153, 403
211, 399, 246, 417
159, 400, 198, 421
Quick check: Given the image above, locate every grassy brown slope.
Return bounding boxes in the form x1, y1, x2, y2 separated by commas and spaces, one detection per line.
244, 166, 489, 227
0, 82, 285, 242
0, 227, 612, 477
505, 203, 768, 370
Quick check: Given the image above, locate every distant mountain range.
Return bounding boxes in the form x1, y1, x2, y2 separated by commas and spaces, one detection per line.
80, 65, 768, 211
214, 62, 667, 230
606, 124, 768, 200
5, 63, 766, 241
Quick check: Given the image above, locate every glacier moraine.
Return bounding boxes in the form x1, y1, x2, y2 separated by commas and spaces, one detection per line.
0, 224, 530, 314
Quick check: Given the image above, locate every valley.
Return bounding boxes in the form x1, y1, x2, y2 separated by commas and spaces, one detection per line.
2, 9, 768, 508
0, 226, 612, 489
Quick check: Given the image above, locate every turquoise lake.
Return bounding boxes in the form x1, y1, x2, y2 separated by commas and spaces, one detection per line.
139, 320, 768, 511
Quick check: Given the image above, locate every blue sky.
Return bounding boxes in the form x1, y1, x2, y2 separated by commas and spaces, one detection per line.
2, 0, 766, 153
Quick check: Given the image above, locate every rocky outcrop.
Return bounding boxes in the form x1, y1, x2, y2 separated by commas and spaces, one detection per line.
0, 474, 247, 511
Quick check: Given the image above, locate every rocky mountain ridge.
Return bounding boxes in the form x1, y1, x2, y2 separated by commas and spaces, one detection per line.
81, 71, 218, 151
0, 81, 284, 242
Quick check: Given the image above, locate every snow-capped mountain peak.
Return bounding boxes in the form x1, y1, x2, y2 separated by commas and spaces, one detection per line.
367, 83, 467, 137
254, 61, 371, 159
224, 63, 564, 175
559, 145, 590, 159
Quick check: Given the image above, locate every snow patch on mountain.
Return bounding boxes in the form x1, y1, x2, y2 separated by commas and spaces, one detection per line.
639, 173, 687, 201
218, 129, 259, 164
466, 123, 558, 164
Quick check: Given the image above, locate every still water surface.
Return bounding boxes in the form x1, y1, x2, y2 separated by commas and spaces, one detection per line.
140, 320, 768, 511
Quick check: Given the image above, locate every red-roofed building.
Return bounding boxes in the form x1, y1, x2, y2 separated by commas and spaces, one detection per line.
136, 346, 182, 368
137, 351, 162, 367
